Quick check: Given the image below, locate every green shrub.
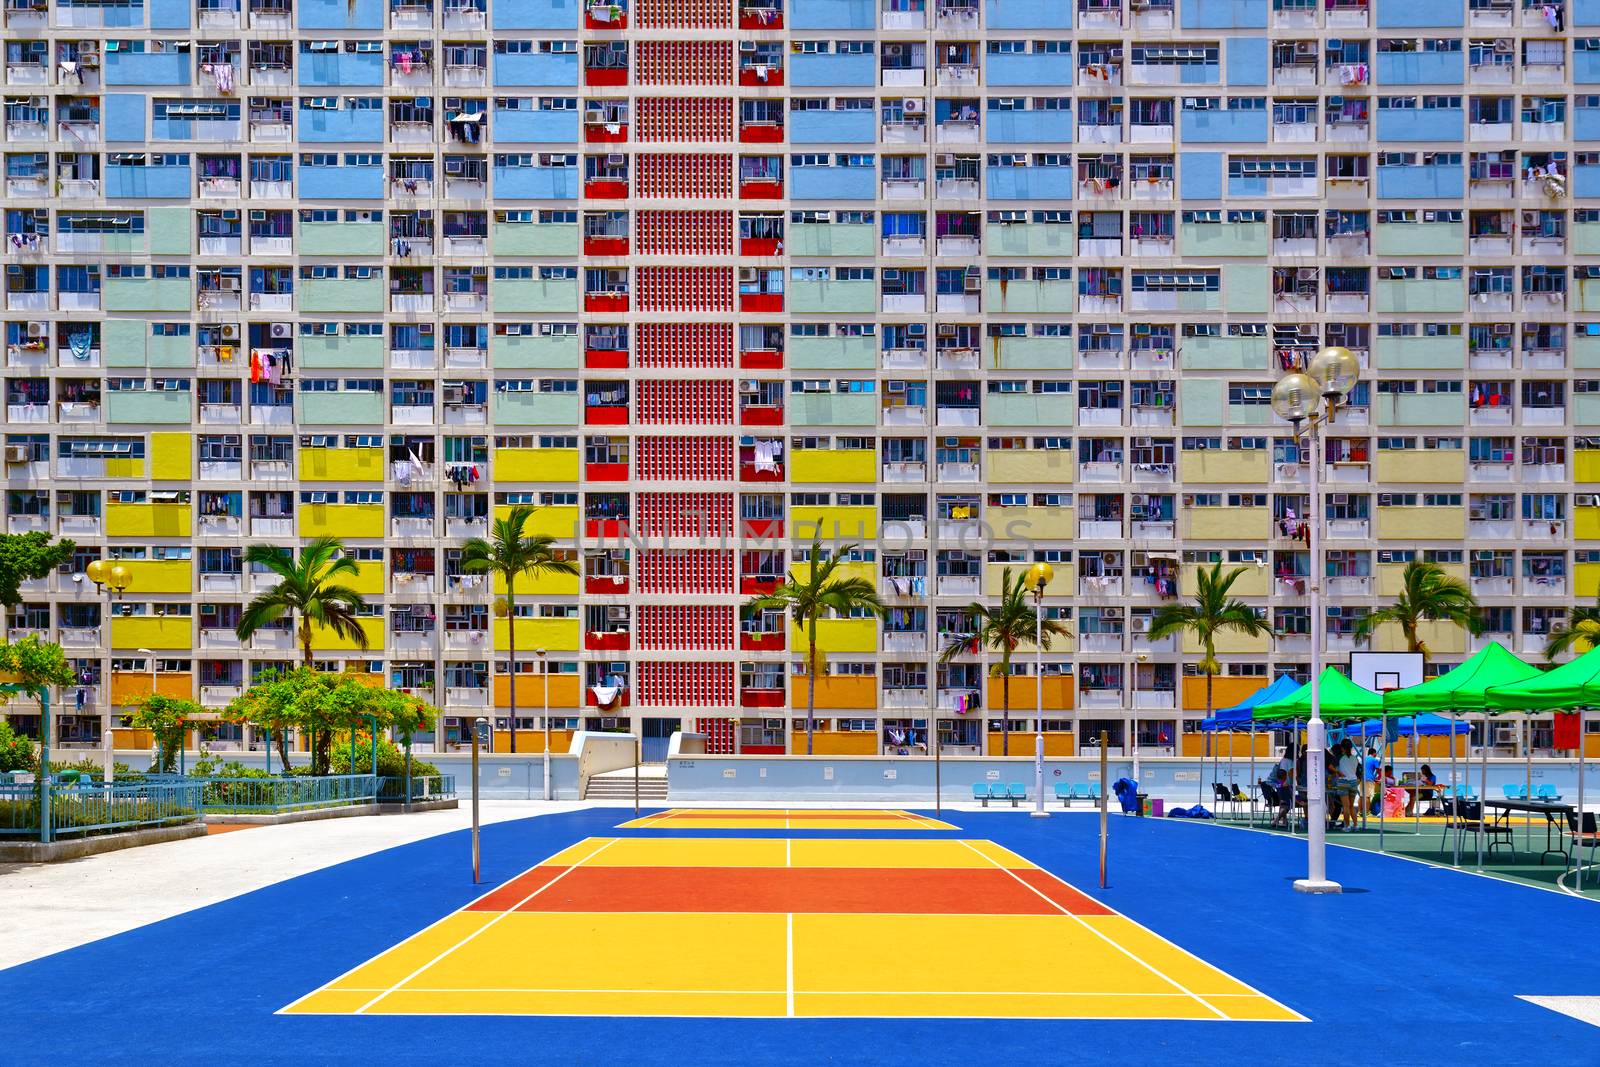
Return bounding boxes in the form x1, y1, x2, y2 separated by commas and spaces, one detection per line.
0, 720, 34, 773
327, 734, 440, 778
190, 755, 271, 780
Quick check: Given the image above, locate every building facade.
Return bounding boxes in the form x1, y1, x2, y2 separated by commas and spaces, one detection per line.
3, 0, 1598, 759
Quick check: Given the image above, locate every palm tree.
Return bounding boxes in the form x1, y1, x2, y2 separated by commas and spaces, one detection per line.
237, 536, 369, 770
1148, 561, 1271, 726
743, 541, 884, 755
460, 505, 578, 754
939, 567, 1071, 756
1545, 594, 1600, 660
1351, 558, 1482, 660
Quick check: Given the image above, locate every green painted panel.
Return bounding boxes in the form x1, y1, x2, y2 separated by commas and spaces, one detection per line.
299, 334, 385, 369
1376, 392, 1466, 426
491, 333, 580, 369
1575, 333, 1600, 370
994, 336, 1072, 370
492, 391, 581, 425
1227, 403, 1272, 426
298, 392, 385, 425
789, 223, 875, 257
147, 207, 192, 255
300, 222, 385, 257
1375, 279, 1465, 314
103, 278, 190, 313
1576, 394, 1600, 427
102, 319, 148, 367
1373, 222, 1465, 257
1373, 335, 1466, 370
1575, 224, 1600, 257
490, 279, 579, 313
492, 222, 580, 257
101, 233, 147, 255
106, 391, 191, 424
985, 280, 1073, 315
789, 280, 875, 314
987, 394, 1068, 426
788, 393, 876, 426
1179, 221, 1267, 257
1181, 335, 1268, 371
989, 223, 1074, 257
300, 278, 384, 313
147, 327, 193, 368
1579, 281, 1600, 314
1180, 379, 1225, 426
791, 335, 876, 370
1221, 265, 1269, 313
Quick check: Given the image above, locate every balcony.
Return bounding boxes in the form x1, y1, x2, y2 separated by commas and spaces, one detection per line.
585, 574, 630, 595
585, 630, 629, 651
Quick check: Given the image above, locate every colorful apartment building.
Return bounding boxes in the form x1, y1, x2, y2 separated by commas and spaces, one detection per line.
4, 0, 1600, 759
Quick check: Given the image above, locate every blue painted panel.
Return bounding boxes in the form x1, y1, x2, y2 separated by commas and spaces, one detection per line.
1374, 52, 1465, 85
148, 0, 189, 26
105, 94, 147, 142
1225, 37, 1268, 85
297, 107, 384, 142
1577, 165, 1600, 198
1178, 63, 1223, 85
492, 53, 580, 86
298, 0, 383, 28
493, 167, 581, 199
104, 53, 190, 86
492, 0, 577, 27
1375, 108, 1464, 141
1227, 176, 1266, 197
1180, 0, 1267, 27
985, 166, 1073, 200
101, 5, 145, 25
791, 166, 875, 199
1576, 53, 1600, 84
986, 53, 1072, 87
493, 110, 580, 142
1374, 0, 1464, 26
1180, 109, 1267, 143
1180, 151, 1223, 198
298, 54, 385, 87
1376, 164, 1465, 199
790, 54, 876, 87
151, 117, 240, 140
985, 0, 1072, 28
986, 111, 1072, 143
1579, 0, 1600, 24
300, 165, 382, 199
789, 110, 877, 143
104, 165, 191, 198
1576, 108, 1600, 140
791, 0, 874, 28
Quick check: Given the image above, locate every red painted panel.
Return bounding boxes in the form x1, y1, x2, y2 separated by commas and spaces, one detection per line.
585, 575, 630, 595
584, 462, 630, 483
740, 576, 780, 596
584, 236, 630, 256
584, 349, 629, 369
740, 689, 785, 709
740, 518, 782, 539
583, 179, 630, 200
739, 631, 784, 652
584, 11, 628, 29
739, 463, 783, 482
739, 13, 783, 28
584, 124, 629, 143
739, 349, 783, 371
739, 404, 783, 426
584, 292, 629, 313
584, 405, 629, 425
739, 68, 783, 86
584, 67, 629, 86
585, 631, 630, 651
740, 293, 783, 313
585, 519, 628, 539
741, 744, 785, 754
739, 181, 783, 200
740, 237, 781, 256
739, 123, 784, 144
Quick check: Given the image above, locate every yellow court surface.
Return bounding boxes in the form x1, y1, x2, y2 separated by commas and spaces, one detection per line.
616, 808, 957, 830
283, 835, 1301, 1023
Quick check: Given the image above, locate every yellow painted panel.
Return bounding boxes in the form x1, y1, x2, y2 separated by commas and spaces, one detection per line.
985, 674, 1074, 711
793, 675, 876, 710
299, 504, 385, 539
786, 559, 876, 589
309, 616, 384, 652
106, 503, 193, 538
105, 458, 146, 478
495, 448, 581, 483
1375, 450, 1464, 484
117, 559, 193, 594
492, 504, 579, 541
1183, 675, 1268, 713
791, 505, 876, 540
110, 672, 193, 705
1377, 561, 1466, 598
791, 617, 877, 653
1183, 507, 1269, 540
301, 447, 385, 482
1183, 629, 1269, 655
1577, 451, 1600, 483
993, 505, 1073, 540
1577, 508, 1600, 541
109, 616, 192, 650
348, 561, 385, 596
1179, 563, 1268, 597
989, 450, 1073, 484
1577, 562, 1600, 598
494, 673, 581, 709
790, 450, 876, 485
793, 730, 878, 755
1179, 450, 1269, 484
984, 562, 1074, 596
1372, 620, 1466, 655
1375, 507, 1466, 540
491, 571, 581, 597
149, 433, 192, 480
492, 617, 582, 652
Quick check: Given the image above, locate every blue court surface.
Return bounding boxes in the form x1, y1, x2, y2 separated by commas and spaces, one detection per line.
2, 809, 1596, 1066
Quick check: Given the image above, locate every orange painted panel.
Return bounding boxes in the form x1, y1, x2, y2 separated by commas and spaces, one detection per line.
791, 730, 875, 755
794, 675, 876, 710
1181, 675, 1263, 713
985, 675, 1075, 711
110, 672, 194, 706
492, 730, 573, 754
494, 674, 581, 710
1181, 732, 1270, 757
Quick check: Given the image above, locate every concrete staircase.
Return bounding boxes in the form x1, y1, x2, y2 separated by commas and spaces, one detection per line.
584, 766, 669, 802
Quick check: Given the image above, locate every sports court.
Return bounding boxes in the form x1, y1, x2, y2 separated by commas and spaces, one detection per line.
616, 807, 957, 830
286, 828, 1298, 1021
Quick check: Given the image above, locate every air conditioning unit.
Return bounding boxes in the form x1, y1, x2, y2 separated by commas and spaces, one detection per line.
740, 380, 760, 393
249, 209, 267, 222
220, 323, 241, 341
1131, 616, 1152, 633
605, 153, 625, 166
764, 718, 783, 730
936, 153, 956, 166
936, 324, 956, 337
739, 40, 756, 52
269, 322, 292, 339
3, 446, 29, 464
1521, 211, 1540, 227
903, 97, 924, 114
606, 605, 627, 621
26, 322, 46, 338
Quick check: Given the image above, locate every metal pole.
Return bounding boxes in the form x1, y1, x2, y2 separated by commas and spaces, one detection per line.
540, 649, 551, 801
633, 734, 640, 818
1478, 712, 1488, 871
403, 735, 413, 814
369, 715, 378, 778
1576, 708, 1586, 893
1032, 589, 1047, 818
1525, 715, 1534, 858
1449, 710, 1460, 867
1296, 418, 1338, 892
38, 691, 51, 845
1098, 729, 1109, 888
265, 726, 272, 776
933, 714, 942, 817
471, 717, 482, 884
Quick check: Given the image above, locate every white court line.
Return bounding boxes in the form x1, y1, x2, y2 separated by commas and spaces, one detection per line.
351, 837, 620, 1015
276, 835, 619, 1016
955, 840, 1228, 1021
785, 913, 796, 1017
319, 986, 1262, 998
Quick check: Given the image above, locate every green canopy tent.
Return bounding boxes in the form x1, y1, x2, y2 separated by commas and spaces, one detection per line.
1253, 669, 1383, 840
1485, 645, 1600, 892
1383, 642, 1544, 866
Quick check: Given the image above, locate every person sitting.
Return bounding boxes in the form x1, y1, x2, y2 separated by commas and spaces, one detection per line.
1407, 764, 1439, 817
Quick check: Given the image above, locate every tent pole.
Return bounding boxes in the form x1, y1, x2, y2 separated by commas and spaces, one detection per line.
1449, 709, 1460, 868
1578, 708, 1587, 894
1525, 715, 1534, 859
1411, 716, 1420, 837
1478, 712, 1488, 871
1248, 726, 1256, 827
1377, 720, 1387, 853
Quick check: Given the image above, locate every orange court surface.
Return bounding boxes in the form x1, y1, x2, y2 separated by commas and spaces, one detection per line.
283, 829, 1301, 1022
615, 807, 958, 830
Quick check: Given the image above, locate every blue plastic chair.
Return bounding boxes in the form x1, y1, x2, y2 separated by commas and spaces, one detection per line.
1006, 782, 1027, 806
1053, 782, 1072, 806
1503, 783, 1528, 800
1535, 783, 1562, 802
972, 783, 991, 806
1071, 783, 1093, 803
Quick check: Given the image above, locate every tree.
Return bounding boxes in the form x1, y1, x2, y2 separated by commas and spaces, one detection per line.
1545, 594, 1600, 660
745, 542, 885, 755
223, 669, 434, 775
0, 533, 75, 613
130, 694, 205, 774
1351, 559, 1482, 660
460, 506, 577, 754
235, 537, 369, 769
939, 567, 1072, 756
0, 636, 75, 775
1148, 562, 1271, 728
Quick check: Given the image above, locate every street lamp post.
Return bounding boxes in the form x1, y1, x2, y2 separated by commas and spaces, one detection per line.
537, 647, 550, 800
1271, 346, 1360, 896
85, 560, 130, 762
1028, 561, 1054, 818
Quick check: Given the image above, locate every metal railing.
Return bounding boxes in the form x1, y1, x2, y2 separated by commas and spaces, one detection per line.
0, 779, 203, 838
198, 774, 378, 814
377, 775, 457, 803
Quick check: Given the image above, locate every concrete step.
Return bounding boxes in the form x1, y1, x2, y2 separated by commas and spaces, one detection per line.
585, 776, 669, 801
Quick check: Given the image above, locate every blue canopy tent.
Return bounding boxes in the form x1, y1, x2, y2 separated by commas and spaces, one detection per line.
1200, 674, 1301, 822
1334, 713, 1474, 740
